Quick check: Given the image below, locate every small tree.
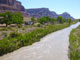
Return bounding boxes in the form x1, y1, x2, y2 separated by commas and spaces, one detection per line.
45, 16, 51, 22
0, 13, 4, 24
63, 18, 66, 23
50, 18, 55, 24
0, 11, 24, 27
68, 18, 72, 24
0, 11, 13, 27
12, 12, 24, 25
57, 16, 64, 24
31, 17, 35, 22
78, 19, 80, 22
38, 17, 47, 24
38, 16, 51, 24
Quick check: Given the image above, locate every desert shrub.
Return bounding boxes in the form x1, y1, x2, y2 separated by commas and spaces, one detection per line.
9, 32, 19, 38
7, 26, 13, 30
37, 24, 40, 27
22, 27, 25, 30
17, 24, 22, 28
0, 28, 8, 31
2, 32, 7, 37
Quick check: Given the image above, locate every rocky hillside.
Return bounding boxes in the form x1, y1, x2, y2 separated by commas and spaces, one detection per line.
27, 8, 54, 18
59, 12, 74, 19
26, 8, 74, 19
0, 0, 28, 16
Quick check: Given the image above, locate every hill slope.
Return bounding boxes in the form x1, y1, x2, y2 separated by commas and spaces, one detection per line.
26, 8, 74, 19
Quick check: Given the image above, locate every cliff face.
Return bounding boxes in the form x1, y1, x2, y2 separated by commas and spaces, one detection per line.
0, 0, 28, 16
0, 0, 16, 6
26, 8, 74, 19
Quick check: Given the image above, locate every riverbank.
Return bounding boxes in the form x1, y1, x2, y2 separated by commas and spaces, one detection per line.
0, 23, 70, 56
69, 25, 80, 60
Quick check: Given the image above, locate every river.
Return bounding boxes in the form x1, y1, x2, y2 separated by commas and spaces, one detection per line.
0, 22, 80, 60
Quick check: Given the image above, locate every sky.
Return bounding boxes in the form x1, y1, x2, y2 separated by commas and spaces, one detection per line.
17, 0, 80, 19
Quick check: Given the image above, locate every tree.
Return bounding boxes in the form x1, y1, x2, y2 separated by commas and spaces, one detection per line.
57, 16, 64, 24
63, 18, 66, 23
45, 16, 51, 22
31, 17, 35, 22
68, 18, 72, 24
0, 13, 4, 24
50, 18, 56, 24
78, 19, 80, 22
38, 16, 51, 24
0, 11, 24, 27
38, 17, 47, 24
0, 11, 13, 27
12, 12, 24, 25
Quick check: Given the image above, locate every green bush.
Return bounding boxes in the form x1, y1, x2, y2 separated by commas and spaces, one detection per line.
37, 24, 40, 27
0, 28, 8, 31
0, 27, 14, 31
10, 32, 19, 38
17, 24, 22, 28
2, 32, 7, 37
7, 26, 13, 30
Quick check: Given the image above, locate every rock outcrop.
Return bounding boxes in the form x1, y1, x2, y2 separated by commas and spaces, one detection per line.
0, 0, 28, 16
26, 8, 74, 19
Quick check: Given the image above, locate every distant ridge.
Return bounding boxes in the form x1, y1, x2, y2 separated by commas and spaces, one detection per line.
26, 8, 74, 19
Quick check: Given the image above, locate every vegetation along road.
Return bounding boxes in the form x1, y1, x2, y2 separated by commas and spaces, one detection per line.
69, 22, 80, 60
0, 22, 80, 60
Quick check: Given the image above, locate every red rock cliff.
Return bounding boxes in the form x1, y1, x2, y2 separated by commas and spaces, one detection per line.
0, 0, 28, 16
